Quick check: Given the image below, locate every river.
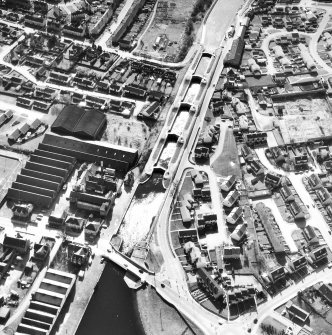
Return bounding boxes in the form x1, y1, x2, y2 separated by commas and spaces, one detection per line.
76, 262, 145, 335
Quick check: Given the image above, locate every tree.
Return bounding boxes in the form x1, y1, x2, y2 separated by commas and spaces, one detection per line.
47, 35, 58, 50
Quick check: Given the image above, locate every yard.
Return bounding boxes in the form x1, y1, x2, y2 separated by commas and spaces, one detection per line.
101, 114, 150, 153
257, 316, 287, 335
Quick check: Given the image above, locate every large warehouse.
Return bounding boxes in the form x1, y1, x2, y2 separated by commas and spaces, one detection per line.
51, 105, 106, 140
7, 148, 76, 208
41, 134, 138, 172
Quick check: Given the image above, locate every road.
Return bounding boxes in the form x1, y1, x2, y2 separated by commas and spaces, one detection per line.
149, 4, 252, 334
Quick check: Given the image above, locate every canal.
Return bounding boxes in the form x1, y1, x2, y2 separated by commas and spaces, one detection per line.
76, 262, 145, 335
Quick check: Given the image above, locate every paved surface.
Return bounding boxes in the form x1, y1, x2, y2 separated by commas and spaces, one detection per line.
202, 0, 245, 51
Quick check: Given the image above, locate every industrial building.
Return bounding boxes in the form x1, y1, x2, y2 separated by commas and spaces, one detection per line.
69, 163, 117, 217
7, 148, 76, 208
41, 134, 138, 172
16, 269, 76, 335
51, 105, 106, 140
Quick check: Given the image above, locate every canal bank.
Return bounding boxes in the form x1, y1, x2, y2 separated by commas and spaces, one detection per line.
74, 261, 203, 335
76, 262, 145, 335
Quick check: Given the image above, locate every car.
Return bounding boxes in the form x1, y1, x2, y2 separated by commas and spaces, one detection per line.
78, 270, 85, 280
328, 262, 332, 268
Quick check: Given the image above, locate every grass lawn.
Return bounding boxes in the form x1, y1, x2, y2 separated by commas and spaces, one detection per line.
211, 128, 241, 177
257, 316, 287, 335
170, 231, 181, 249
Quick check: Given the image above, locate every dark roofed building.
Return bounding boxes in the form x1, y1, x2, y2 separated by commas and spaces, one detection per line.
33, 243, 50, 262
316, 283, 332, 305
265, 173, 281, 188
41, 134, 138, 172
309, 246, 327, 264
307, 173, 322, 189
288, 255, 307, 273
303, 225, 319, 246
3, 235, 30, 254
6, 145, 76, 208
268, 266, 285, 283
224, 37, 245, 68
286, 302, 309, 323
178, 229, 197, 243
196, 267, 224, 300
280, 185, 294, 202
289, 201, 305, 220
51, 105, 106, 140
316, 187, 332, 206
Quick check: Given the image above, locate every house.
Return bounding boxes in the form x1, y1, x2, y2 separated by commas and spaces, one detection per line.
309, 246, 327, 264
249, 160, 264, 176
85, 221, 102, 240
230, 223, 246, 241
286, 301, 310, 323
244, 132, 267, 147
268, 266, 285, 283
68, 242, 90, 266
191, 170, 204, 188
196, 267, 224, 300
316, 187, 332, 206
223, 190, 240, 207
307, 174, 321, 189
226, 207, 242, 224
184, 242, 201, 264
288, 255, 307, 273
33, 243, 50, 262
65, 216, 85, 233
303, 225, 319, 246
3, 235, 30, 254
294, 154, 308, 170
315, 283, 332, 305
178, 229, 198, 244
280, 185, 295, 202
179, 205, 192, 225
289, 201, 305, 220
138, 101, 160, 120
201, 187, 211, 200
197, 213, 218, 231
48, 210, 67, 229
220, 175, 237, 192
265, 173, 281, 188
270, 147, 285, 165
12, 204, 33, 219
241, 144, 253, 161
223, 246, 241, 259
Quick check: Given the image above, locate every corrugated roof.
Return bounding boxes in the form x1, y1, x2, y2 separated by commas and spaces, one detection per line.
51, 105, 106, 139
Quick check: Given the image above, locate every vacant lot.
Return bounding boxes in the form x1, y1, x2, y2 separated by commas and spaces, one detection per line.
211, 127, 241, 177
257, 316, 287, 335
102, 114, 150, 153
138, 0, 197, 62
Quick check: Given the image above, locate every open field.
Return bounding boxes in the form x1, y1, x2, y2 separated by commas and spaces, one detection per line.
211, 128, 241, 177
0, 156, 19, 189
101, 114, 150, 153
137, 0, 197, 62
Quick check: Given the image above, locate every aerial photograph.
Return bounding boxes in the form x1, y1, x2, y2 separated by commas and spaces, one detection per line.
2, 0, 332, 334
